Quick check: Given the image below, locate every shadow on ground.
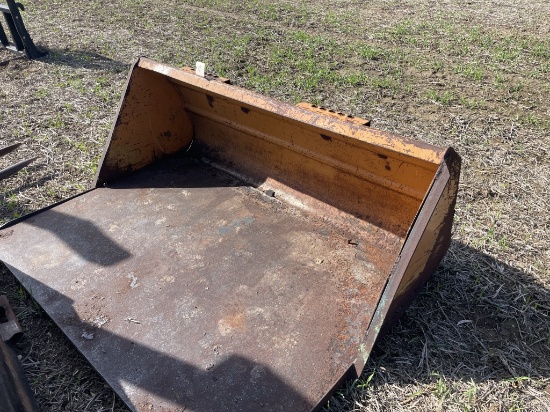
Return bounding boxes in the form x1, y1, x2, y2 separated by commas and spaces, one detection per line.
1, 172, 55, 197
39, 48, 129, 72
0, 172, 55, 225
326, 239, 550, 410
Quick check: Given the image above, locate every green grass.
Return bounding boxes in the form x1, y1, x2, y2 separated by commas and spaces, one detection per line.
454, 63, 484, 81
1, 1, 549, 411
426, 89, 454, 105
48, 114, 65, 129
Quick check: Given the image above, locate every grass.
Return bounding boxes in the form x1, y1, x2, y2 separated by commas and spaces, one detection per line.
1, 0, 549, 411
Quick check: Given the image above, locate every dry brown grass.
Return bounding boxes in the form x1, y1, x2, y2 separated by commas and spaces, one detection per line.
1, 0, 549, 410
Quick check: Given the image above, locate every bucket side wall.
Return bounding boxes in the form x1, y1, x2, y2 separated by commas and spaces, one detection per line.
354, 148, 461, 374
95, 64, 193, 186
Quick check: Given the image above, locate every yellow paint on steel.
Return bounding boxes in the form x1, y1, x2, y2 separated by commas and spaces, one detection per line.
95, 64, 193, 185
98, 57, 447, 239
138, 58, 445, 165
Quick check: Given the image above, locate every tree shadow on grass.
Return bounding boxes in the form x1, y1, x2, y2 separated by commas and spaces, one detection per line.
326, 240, 550, 410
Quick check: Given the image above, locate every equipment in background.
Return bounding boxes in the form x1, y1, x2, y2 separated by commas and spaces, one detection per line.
0, 0, 46, 60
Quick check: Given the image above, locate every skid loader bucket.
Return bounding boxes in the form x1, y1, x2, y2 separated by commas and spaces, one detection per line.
0, 57, 460, 412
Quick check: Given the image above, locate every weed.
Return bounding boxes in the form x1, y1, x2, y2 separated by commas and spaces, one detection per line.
463, 380, 478, 411
17, 284, 25, 299
427, 89, 454, 105
493, 72, 506, 87
357, 44, 383, 61
493, 46, 520, 63
371, 76, 397, 90
431, 60, 445, 73
389, 19, 414, 39
531, 41, 549, 58
498, 235, 508, 250
460, 97, 485, 109
454, 63, 484, 81
48, 114, 65, 129
33, 87, 49, 99
343, 72, 368, 87
324, 11, 339, 27
432, 373, 450, 401
355, 369, 376, 389
519, 114, 549, 128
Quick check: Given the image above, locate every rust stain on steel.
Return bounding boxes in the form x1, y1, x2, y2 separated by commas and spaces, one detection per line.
0, 57, 461, 412
0, 296, 40, 412
175, 92, 433, 235
0, 158, 400, 411
0, 340, 40, 412
0, 295, 23, 342
355, 148, 461, 373
95, 63, 194, 185
139, 58, 445, 164
180, 66, 231, 84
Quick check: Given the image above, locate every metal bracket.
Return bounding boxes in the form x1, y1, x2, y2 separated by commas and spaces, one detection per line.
0, 0, 46, 59
297, 102, 371, 127
0, 295, 23, 342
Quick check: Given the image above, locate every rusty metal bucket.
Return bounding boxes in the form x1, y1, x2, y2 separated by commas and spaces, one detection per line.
0, 57, 460, 411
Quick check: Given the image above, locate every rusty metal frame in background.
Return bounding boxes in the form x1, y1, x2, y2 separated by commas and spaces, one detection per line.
0, 295, 40, 412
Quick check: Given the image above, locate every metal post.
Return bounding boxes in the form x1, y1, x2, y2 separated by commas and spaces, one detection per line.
0, 0, 46, 59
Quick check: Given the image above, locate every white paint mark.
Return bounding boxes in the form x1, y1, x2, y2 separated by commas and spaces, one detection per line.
82, 332, 94, 340
196, 61, 205, 77
128, 273, 139, 288
93, 316, 109, 328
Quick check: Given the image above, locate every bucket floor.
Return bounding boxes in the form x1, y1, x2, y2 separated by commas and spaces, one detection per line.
0, 157, 401, 411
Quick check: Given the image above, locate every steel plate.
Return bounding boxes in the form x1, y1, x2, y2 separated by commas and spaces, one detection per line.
0, 157, 401, 411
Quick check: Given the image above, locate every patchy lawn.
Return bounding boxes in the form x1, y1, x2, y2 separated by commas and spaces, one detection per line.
1, 0, 549, 410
